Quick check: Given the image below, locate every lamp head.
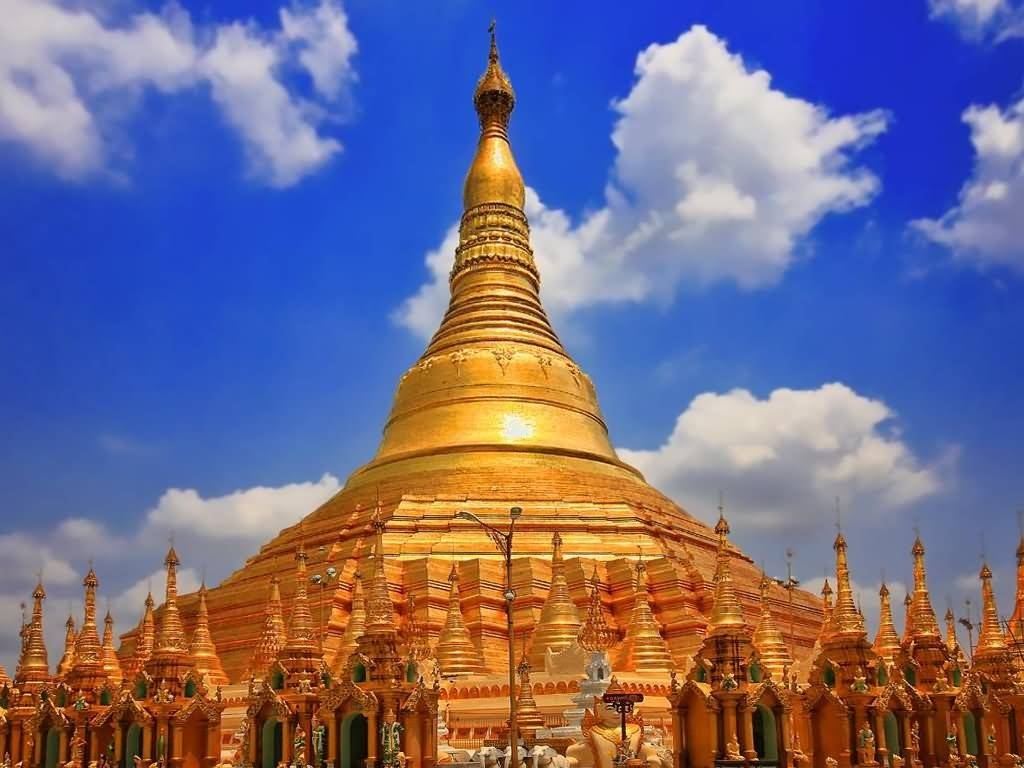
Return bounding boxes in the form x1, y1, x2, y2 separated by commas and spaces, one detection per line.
454, 510, 475, 522
509, 506, 523, 519
326, 566, 338, 579
310, 574, 323, 585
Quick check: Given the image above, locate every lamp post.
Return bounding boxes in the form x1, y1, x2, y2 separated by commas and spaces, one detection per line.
310, 546, 339, 653
453, 506, 522, 762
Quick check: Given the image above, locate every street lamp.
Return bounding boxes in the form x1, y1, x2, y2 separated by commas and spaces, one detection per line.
453, 506, 522, 761
311, 546, 339, 653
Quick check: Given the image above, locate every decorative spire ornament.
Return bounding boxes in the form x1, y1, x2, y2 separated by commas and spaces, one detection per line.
529, 532, 582, 670
707, 509, 746, 630
435, 563, 485, 677
335, 568, 365, 672
250, 574, 287, 679
976, 562, 1009, 658
153, 546, 188, 655
57, 614, 76, 679
15, 578, 49, 686
364, 503, 396, 634
616, 557, 673, 671
578, 566, 615, 654
189, 582, 229, 685
753, 572, 793, 682
817, 580, 835, 644
873, 583, 901, 662
102, 609, 124, 686
831, 532, 866, 637
909, 535, 941, 638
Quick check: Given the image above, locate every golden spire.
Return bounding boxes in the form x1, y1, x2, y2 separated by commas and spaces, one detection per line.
153, 546, 188, 654
616, 558, 674, 671
900, 593, 913, 646
130, 591, 156, 676
909, 535, 941, 638
514, 651, 546, 736
752, 572, 793, 682
873, 583, 901, 662
189, 582, 229, 685
831, 531, 866, 637
0, 664, 9, 687
57, 614, 76, 678
944, 606, 963, 657
578, 566, 615, 653
1008, 532, 1024, 649
816, 579, 835, 644
102, 609, 124, 685
364, 505, 396, 634
529, 532, 582, 670
283, 544, 317, 653
435, 563, 485, 677
250, 574, 286, 678
335, 568, 365, 670
975, 562, 1008, 658
403, 592, 431, 665
15, 578, 50, 685
465, 19, 522, 211
72, 566, 104, 671
707, 510, 746, 630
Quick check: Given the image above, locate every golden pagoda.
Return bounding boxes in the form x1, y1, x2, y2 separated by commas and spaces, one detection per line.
973, 562, 1012, 686
817, 579, 835, 645
188, 581, 229, 685
615, 558, 674, 672
14, 578, 49, 688
123, 590, 155, 680
66, 566, 107, 691
101, 609, 123, 686
872, 582, 901, 663
514, 652, 546, 737
160, 25, 821, 685
145, 546, 192, 690
276, 544, 320, 680
249, 575, 286, 678
902, 535, 951, 689
56, 613, 76, 679
333, 567, 364, 671
434, 563, 484, 678
752, 572, 793, 682
901, 592, 913, 646
578, 567, 616, 655
529, 532, 582, 671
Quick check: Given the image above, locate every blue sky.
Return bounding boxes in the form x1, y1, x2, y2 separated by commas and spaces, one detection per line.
2, 0, 1024, 674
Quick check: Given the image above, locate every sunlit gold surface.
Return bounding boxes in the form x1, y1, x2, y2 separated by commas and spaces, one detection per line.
976, 562, 1008, 657
435, 564, 484, 678
830, 532, 866, 637
615, 560, 673, 672
188, 582, 229, 685
707, 513, 746, 631
1007, 534, 1024, 651
909, 536, 941, 638
14, 580, 49, 688
872, 583, 901, 663
529, 532, 581, 670
129, 23, 822, 686
248, 575, 285, 678
56, 614, 75, 679
101, 610, 123, 686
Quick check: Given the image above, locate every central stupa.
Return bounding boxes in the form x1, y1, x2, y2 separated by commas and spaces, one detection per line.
154, 30, 821, 686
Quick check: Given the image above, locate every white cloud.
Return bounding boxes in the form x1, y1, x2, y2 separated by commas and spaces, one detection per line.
928, 0, 1024, 41
617, 383, 950, 529
0, 532, 79, 589
143, 472, 340, 541
112, 566, 202, 622
395, 25, 887, 339
0, 0, 357, 185
912, 98, 1024, 272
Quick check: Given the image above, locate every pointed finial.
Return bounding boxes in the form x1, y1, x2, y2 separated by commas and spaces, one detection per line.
835, 496, 842, 534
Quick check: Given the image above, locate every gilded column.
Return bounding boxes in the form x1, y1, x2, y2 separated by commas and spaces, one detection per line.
900, 716, 912, 764
956, 713, 967, 757
327, 717, 338, 768
171, 724, 183, 768
142, 725, 153, 761
741, 704, 756, 761
367, 711, 379, 768
778, 711, 791, 768
722, 700, 738, 757
59, 728, 69, 765
874, 711, 888, 765
281, 718, 291, 765
114, 724, 123, 764
90, 728, 100, 764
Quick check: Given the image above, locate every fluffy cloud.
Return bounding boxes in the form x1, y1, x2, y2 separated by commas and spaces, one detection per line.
143, 472, 340, 540
928, 0, 1024, 41
0, 0, 357, 185
912, 98, 1024, 272
617, 383, 951, 529
395, 25, 887, 338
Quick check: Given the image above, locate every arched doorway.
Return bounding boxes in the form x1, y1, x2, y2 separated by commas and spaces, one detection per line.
43, 726, 62, 768
962, 712, 978, 756
124, 724, 143, 768
811, 698, 845, 768
883, 713, 900, 767
340, 714, 368, 768
181, 711, 207, 768
260, 718, 283, 768
753, 705, 779, 762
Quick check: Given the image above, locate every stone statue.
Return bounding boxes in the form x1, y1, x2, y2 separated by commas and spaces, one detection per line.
292, 724, 306, 768
725, 735, 742, 760
857, 721, 876, 765
721, 667, 739, 691
946, 724, 960, 756
312, 716, 326, 768
851, 667, 869, 693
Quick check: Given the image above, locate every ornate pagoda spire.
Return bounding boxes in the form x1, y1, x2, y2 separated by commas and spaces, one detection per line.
283, 544, 317, 653
944, 606, 964, 659
909, 536, 941, 638
578, 567, 616, 655
0, 664, 9, 687
102, 609, 124, 685
364, 504, 396, 634
753, 572, 793, 682
57, 613, 76, 679
153, 546, 188, 655
831, 532, 866, 637
1007, 533, 1024, 651
70, 566, 104, 676
403, 592, 432, 669
514, 652, 545, 736
335, 568, 365, 671
707, 510, 746, 631
529, 532, 582, 670
189, 582, 229, 685
15, 578, 50, 686
128, 591, 156, 678
873, 583, 901, 663
817, 580, 835, 644
435, 563, 485, 677
250, 574, 286, 678
616, 558, 673, 671
975, 562, 1009, 659
901, 593, 913, 646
